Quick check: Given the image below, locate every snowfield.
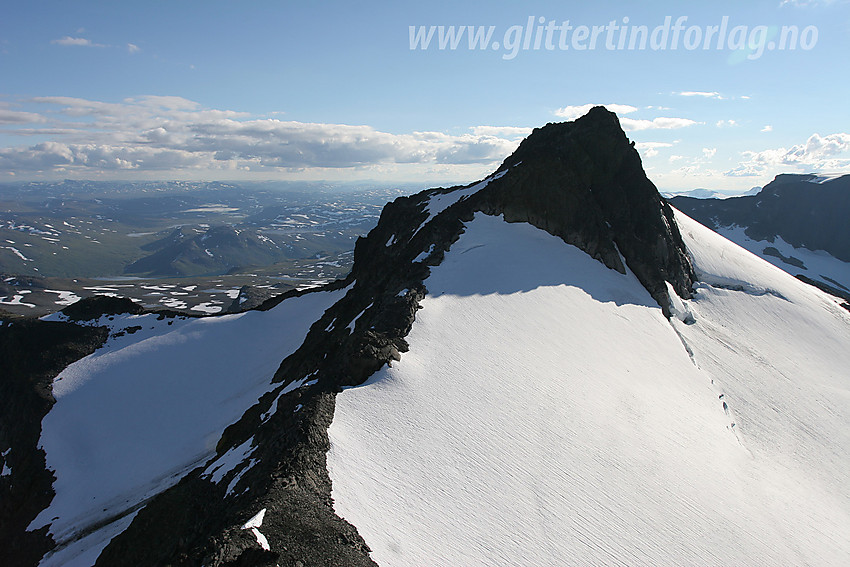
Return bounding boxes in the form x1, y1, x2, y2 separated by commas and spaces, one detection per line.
328, 212, 850, 566
31, 286, 345, 567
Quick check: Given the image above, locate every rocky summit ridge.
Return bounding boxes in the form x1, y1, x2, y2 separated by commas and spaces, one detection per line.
3, 107, 697, 567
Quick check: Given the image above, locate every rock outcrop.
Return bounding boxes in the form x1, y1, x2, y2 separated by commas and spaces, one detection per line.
0, 315, 108, 567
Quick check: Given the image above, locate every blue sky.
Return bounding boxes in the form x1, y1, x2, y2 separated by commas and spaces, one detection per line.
1, 0, 848, 192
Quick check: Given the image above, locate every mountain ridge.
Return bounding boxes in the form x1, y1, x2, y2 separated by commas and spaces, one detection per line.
6, 108, 849, 566
41, 106, 701, 565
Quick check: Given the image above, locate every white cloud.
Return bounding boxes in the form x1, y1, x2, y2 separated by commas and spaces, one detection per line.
470, 126, 533, 139
677, 91, 723, 99
725, 132, 850, 177
0, 96, 523, 177
553, 103, 638, 120
50, 36, 105, 48
634, 142, 674, 158
761, 125, 773, 132
620, 117, 698, 131
554, 103, 696, 131
127, 43, 140, 54
716, 119, 738, 128
0, 109, 47, 125
702, 148, 718, 159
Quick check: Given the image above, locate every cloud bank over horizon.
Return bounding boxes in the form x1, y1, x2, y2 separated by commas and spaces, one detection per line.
0, 96, 524, 181
1, 96, 848, 189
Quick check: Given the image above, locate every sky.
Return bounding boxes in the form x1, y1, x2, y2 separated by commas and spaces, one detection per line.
1, 0, 849, 192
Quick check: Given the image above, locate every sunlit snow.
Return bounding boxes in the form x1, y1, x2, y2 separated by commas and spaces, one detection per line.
328, 212, 850, 566
715, 224, 850, 292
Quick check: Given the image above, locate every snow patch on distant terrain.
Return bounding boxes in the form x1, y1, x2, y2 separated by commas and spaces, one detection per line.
715, 224, 850, 292
807, 174, 843, 184
43, 290, 81, 306
329, 212, 850, 566
0, 294, 35, 308
4, 246, 32, 261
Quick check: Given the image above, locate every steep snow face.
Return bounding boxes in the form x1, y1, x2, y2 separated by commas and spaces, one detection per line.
31, 287, 345, 567
672, 211, 850, 539
328, 212, 850, 566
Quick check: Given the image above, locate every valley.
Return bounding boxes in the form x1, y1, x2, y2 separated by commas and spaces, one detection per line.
0, 180, 413, 316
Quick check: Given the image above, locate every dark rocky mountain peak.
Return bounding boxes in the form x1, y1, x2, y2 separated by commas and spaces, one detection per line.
483, 106, 695, 311
354, 106, 695, 317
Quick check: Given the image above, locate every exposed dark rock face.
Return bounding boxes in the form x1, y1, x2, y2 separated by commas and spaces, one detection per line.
60, 295, 145, 321
472, 106, 695, 313
0, 315, 108, 567
670, 173, 850, 262
96, 390, 376, 567
23, 107, 697, 566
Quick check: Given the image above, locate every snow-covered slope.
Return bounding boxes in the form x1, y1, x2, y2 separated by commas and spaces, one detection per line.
30, 286, 345, 566
668, 173, 850, 295
327, 212, 850, 566
714, 224, 850, 295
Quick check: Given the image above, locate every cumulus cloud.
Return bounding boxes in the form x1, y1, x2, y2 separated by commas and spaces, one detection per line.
0, 96, 521, 176
716, 119, 738, 128
51, 36, 105, 47
127, 43, 140, 54
725, 132, 850, 177
761, 125, 773, 132
554, 104, 696, 131
634, 142, 674, 158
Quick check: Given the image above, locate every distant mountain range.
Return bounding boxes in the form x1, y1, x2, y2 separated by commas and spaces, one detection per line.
124, 225, 292, 277
661, 186, 761, 200
2, 109, 848, 566
670, 173, 850, 299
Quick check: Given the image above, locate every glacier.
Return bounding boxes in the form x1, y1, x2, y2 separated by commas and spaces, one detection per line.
327, 211, 850, 566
